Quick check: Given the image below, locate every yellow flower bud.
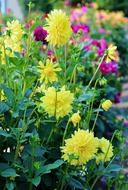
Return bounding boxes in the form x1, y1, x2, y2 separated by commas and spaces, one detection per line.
70, 111, 81, 126
102, 100, 112, 111
99, 78, 107, 86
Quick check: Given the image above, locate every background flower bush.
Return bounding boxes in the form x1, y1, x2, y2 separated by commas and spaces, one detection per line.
0, 1, 128, 190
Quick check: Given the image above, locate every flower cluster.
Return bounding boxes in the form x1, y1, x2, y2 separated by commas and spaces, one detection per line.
61, 129, 113, 166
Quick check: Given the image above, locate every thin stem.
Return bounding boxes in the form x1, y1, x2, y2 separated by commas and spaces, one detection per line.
86, 79, 99, 128
90, 175, 99, 190
70, 64, 78, 84
46, 128, 54, 145
64, 45, 67, 80
62, 119, 70, 146
91, 103, 101, 131
86, 54, 105, 92
29, 143, 35, 190
103, 130, 117, 162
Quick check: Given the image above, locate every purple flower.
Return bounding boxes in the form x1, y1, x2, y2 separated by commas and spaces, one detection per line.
33, 26, 47, 43
99, 61, 118, 74
114, 93, 121, 103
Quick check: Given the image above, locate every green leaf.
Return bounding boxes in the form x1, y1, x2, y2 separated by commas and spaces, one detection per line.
1, 85, 14, 106
1, 168, 16, 177
69, 178, 85, 189
0, 102, 9, 113
32, 176, 41, 187
0, 129, 11, 137
6, 182, 15, 190
106, 164, 122, 172
36, 160, 64, 175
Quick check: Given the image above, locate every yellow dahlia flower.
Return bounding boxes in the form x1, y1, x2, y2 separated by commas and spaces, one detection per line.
40, 86, 74, 119
102, 100, 112, 111
38, 59, 61, 83
96, 137, 113, 164
70, 111, 81, 126
61, 129, 99, 166
106, 44, 117, 63
7, 20, 24, 40
0, 37, 14, 64
45, 9, 72, 46
4, 36, 22, 53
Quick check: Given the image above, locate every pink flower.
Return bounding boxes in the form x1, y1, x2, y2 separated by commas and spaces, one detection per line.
25, 23, 31, 29
97, 13, 105, 20
81, 35, 90, 41
98, 28, 106, 34
64, 0, 70, 6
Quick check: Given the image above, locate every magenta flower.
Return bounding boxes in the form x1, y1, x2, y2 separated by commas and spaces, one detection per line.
33, 26, 47, 43
99, 61, 118, 74
81, 6, 88, 13
71, 24, 90, 34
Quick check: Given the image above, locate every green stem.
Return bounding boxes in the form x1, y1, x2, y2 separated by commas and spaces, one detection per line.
103, 131, 116, 162
14, 141, 20, 164
62, 119, 70, 146
29, 143, 35, 190
86, 79, 99, 128
86, 54, 105, 91
64, 44, 67, 80
60, 180, 64, 190
90, 175, 99, 190
91, 103, 101, 131
46, 128, 54, 145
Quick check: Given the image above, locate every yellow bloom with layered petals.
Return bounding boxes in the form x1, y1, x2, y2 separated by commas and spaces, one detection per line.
106, 45, 117, 63
4, 36, 22, 53
39, 59, 61, 83
45, 10, 72, 46
102, 100, 112, 111
96, 137, 113, 163
7, 20, 24, 40
70, 111, 81, 126
40, 87, 74, 119
61, 129, 99, 166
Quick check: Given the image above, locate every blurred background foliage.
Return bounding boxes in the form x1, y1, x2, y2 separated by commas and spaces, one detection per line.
19, 0, 128, 16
